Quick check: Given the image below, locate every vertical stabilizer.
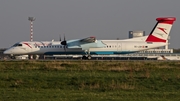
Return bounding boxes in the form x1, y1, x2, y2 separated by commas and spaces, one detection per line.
146, 17, 176, 42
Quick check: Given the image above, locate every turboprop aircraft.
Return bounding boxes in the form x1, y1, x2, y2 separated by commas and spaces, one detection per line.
4, 17, 176, 59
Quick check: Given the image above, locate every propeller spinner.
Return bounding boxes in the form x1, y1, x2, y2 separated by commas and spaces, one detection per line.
61, 35, 67, 45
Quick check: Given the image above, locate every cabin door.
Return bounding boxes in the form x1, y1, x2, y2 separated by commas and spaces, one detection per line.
117, 43, 122, 52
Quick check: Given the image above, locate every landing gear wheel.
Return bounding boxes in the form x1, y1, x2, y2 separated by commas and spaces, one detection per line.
82, 55, 87, 59
82, 55, 91, 60
87, 55, 91, 60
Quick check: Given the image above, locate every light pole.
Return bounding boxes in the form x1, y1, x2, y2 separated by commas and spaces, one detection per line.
28, 17, 35, 41
28, 17, 35, 59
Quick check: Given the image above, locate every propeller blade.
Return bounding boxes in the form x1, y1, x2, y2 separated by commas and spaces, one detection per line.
64, 45, 67, 55
64, 34, 66, 41
59, 34, 61, 41
61, 33, 67, 55
64, 45, 66, 51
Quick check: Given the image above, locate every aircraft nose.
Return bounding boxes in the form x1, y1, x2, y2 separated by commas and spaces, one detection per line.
3, 49, 11, 54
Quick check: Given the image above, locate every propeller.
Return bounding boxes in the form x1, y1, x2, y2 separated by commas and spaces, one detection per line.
61, 35, 67, 45
61, 34, 67, 53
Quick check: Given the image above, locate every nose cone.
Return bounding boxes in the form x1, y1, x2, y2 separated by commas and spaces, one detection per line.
3, 49, 11, 54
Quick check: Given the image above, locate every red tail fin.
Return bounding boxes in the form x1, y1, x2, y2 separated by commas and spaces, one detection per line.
146, 17, 176, 42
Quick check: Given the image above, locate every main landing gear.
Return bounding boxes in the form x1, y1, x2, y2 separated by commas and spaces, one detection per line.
82, 55, 91, 60
82, 50, 91, 60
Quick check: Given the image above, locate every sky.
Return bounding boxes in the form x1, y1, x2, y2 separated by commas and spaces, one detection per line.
0, 0, 180, 48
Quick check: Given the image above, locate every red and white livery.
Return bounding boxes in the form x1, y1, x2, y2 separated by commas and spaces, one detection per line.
4, 17, 176, 59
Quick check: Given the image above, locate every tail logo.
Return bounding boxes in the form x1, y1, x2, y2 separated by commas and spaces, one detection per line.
157, 27, 167, 34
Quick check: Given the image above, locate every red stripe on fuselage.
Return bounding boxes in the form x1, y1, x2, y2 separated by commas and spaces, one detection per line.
23, 43, 32, 48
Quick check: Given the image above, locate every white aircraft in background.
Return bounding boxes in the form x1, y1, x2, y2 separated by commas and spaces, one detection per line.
4, 17, 176, 59
157, 55, 180, 60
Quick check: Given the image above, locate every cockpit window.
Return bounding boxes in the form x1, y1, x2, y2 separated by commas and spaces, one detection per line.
18, 44, 22, 46
13, 43, 22, 47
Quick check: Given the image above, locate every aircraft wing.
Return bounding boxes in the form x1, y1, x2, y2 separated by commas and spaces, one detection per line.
67, 36, 106, 50
79, 36, 96, 43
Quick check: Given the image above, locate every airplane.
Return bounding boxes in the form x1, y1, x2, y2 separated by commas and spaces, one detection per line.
157, 55, 180, 61
3, 17, 176, 59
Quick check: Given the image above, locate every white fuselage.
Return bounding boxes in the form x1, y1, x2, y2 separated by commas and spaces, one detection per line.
4, 17, 175, 56
4, 39, 167, 55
